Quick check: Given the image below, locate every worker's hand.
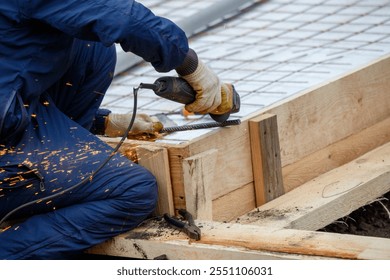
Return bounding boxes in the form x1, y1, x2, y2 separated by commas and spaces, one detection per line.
105, 113, 163, 138
178, 58, 233, 116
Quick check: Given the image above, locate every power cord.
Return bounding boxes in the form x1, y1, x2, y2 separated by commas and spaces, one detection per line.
0, 86, 140, 226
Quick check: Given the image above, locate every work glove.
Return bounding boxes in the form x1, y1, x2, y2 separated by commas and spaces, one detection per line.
177, 49, 234, 116
105, 113, 163, 138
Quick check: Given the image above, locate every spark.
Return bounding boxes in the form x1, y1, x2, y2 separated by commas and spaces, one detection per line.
76, 156, 88, 161
1, 226, 11, 232
65, 82, 73, 86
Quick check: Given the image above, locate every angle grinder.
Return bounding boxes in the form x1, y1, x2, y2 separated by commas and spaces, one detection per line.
138, 77, 240, 122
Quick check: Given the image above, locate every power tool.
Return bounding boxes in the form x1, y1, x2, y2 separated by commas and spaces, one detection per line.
138, 76, 240, 122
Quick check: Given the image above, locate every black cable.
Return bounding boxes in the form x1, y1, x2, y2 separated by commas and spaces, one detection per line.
0, 87, 140, 226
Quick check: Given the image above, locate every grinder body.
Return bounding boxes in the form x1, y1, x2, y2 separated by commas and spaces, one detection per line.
140, 77, 240, 122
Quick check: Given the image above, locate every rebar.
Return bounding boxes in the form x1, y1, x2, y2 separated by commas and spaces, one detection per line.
160, 119, 241, 133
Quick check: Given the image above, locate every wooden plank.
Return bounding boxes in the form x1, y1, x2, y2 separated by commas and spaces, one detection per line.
249, 113, 284, 206
212, 182, 256, 222
187, 122, 253, 199
182, 149, 218, 220
166, 145, 191, 210
283, 116, 390, 192
240, 141, 390, 231
245, 54, 390, 168
88, 220, 390, 260
136, 145, 174, 216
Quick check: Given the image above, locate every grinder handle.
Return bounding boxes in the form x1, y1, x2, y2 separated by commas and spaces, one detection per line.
152, 76, 236, 122
153, 77, 196, 105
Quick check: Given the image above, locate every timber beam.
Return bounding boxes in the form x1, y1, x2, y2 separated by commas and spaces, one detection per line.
239, 140, 390, 231
87, 219, 390, 260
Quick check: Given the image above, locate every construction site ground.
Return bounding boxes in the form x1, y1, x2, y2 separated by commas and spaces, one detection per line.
320, 191, 390, 239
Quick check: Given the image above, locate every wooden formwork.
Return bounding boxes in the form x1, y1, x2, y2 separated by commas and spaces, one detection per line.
90, 54, 390, 259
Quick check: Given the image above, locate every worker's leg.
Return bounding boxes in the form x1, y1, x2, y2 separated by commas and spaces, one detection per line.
0, 154, 157, 259
0, 101, 158, 259
0, 40, 158, 259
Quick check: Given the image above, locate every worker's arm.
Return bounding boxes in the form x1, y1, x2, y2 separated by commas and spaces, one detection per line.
0, 0, 187, 143
20, 0, 189, 72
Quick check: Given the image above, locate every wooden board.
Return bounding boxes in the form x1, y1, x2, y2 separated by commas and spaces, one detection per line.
249, 114, 284, 206
187, 123, 254, 200
136, 145, 174, 215
182, 149, 218, 220
283, 116, 390, 191
212, 182, 256, 222
251, 54, 390, 168
239, 141, 390, 231
88, 220, 390, 260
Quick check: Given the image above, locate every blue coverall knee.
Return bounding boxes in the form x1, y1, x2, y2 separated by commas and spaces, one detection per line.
0, 40, 158, 259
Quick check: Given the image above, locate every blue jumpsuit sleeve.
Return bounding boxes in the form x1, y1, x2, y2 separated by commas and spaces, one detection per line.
20, 0, 189, 72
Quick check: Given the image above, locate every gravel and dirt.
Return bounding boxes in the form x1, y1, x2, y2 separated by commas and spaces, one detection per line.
319, 191, 390, 239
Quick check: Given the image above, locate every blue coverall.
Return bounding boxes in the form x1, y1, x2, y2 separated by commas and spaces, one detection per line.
0, 1, 189, 259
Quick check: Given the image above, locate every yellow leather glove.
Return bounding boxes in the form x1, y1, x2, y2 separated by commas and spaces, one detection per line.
179, 59, 234, 116
105, 113, 163, 138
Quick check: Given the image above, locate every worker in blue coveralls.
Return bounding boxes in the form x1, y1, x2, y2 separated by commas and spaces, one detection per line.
0, 1, 233, 259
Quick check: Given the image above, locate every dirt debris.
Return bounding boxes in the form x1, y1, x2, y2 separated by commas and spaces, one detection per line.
125, 216, 176, 240
319, 191, 390, 239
